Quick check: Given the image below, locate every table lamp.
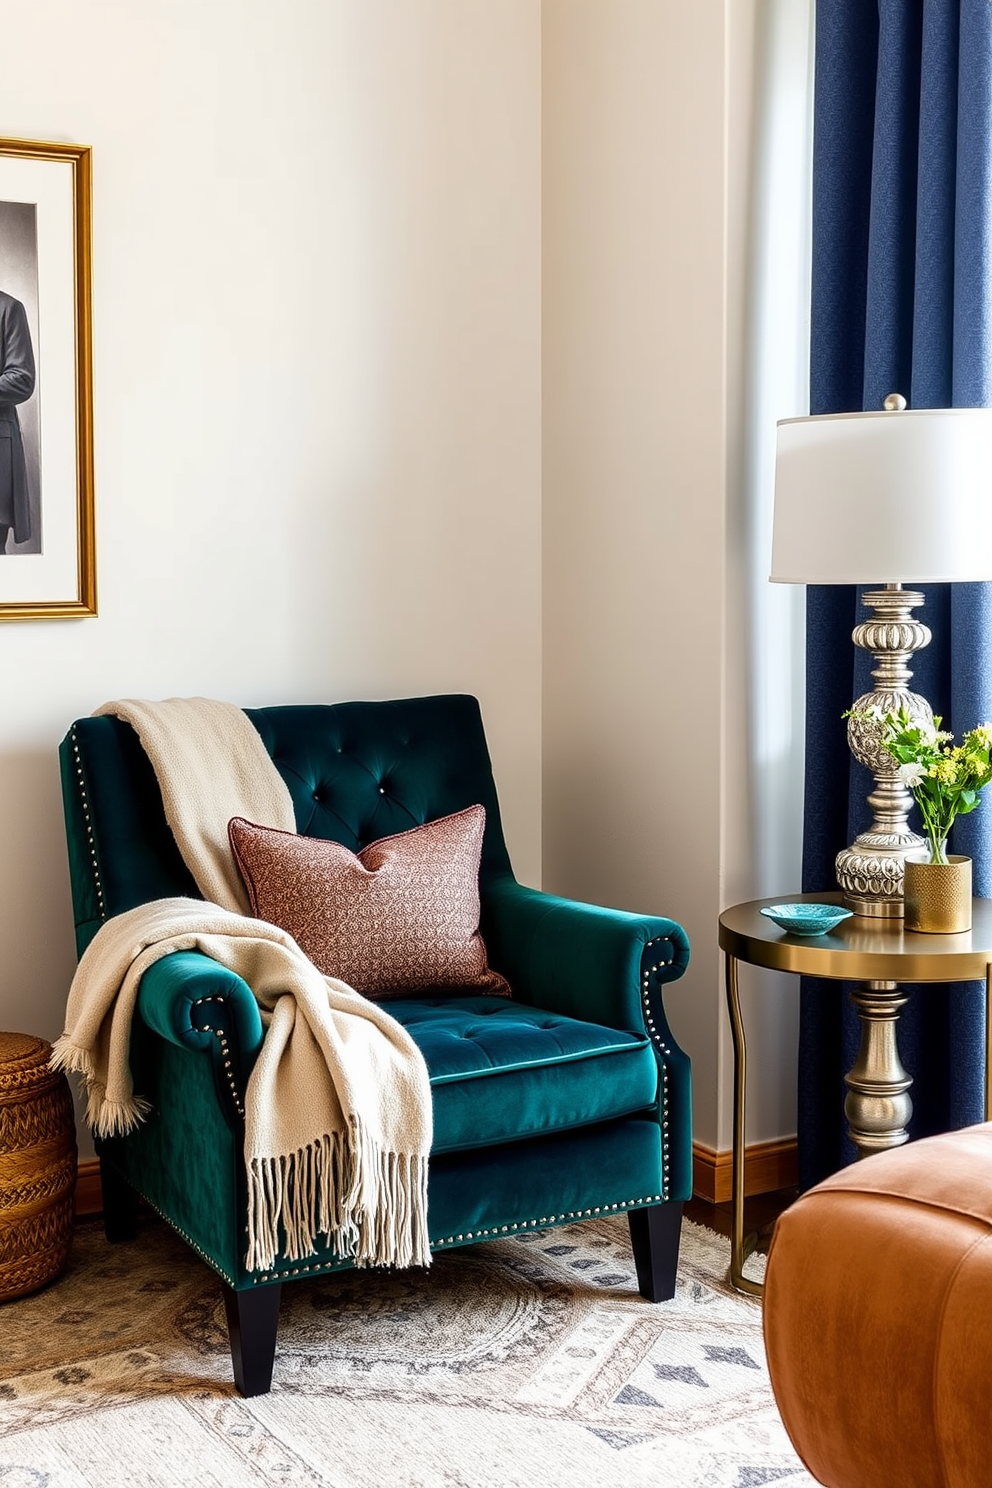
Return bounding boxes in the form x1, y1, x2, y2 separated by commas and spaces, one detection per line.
771, 397, 992, 917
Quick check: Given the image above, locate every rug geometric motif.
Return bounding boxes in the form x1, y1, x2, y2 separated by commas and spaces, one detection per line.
0, 1213, 815, 1487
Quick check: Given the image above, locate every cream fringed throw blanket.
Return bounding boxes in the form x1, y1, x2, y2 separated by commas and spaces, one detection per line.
52, 698, 433, 1274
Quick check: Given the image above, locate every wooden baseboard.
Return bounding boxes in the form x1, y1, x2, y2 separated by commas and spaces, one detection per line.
692, 1138, 797, 1204
74, 1157, 103, 1218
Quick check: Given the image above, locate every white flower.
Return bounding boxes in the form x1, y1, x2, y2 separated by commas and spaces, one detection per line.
898, 762, 927, 787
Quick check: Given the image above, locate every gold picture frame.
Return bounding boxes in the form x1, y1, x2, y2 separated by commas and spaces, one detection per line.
0, 137, 94, 619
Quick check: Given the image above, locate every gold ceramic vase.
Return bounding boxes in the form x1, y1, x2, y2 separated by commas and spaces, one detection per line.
903, 853, 972, 933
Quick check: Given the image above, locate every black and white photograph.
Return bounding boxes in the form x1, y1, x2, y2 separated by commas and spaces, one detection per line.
0, 199, 42, 557
0, 138, 93, 619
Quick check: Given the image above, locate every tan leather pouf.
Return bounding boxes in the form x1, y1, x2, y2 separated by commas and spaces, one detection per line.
763, 1123, 992, 1488
0, 1032, 77, 1301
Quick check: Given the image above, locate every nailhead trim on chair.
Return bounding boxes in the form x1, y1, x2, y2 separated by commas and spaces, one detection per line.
69, 726, 107, 922
428, 1196, 666, 1250
251, 1195, 666, 1284
643, 934, 674, 1202
134, 1185, 238, 1287
192, 997, 246, 1117
71, 724, 682, 1296
249, 935, 683, 1281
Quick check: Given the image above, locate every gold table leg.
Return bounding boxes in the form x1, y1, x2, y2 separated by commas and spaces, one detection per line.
725, 952, 763, 1298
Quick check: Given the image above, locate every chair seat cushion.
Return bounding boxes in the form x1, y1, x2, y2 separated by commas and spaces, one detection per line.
380, 996, 658, 1154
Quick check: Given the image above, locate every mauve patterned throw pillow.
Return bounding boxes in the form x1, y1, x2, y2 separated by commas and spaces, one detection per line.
228, 805, 510, 999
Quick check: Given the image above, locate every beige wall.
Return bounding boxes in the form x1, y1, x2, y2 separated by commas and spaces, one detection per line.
0, 0, 543, 1153
722, 0, 811, 1147
542, 0, 727, 1152
542, 0, 807, 1152
1, 0, 807, 1163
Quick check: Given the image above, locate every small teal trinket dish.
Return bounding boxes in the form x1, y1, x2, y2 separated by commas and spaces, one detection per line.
760, 903, 854, 936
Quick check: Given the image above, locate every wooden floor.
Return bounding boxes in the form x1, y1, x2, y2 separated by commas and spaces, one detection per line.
685, 1187, 798, 1244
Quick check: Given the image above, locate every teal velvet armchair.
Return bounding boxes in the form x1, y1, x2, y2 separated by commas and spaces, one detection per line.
60, 695, 692, 1395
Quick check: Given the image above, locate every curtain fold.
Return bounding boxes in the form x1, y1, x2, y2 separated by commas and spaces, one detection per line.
800, 0, 992, 1188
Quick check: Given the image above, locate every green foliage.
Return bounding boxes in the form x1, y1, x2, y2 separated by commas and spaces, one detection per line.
845, 705, 992, 865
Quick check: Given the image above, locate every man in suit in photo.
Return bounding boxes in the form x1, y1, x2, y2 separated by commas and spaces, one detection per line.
0, 288, 36, 554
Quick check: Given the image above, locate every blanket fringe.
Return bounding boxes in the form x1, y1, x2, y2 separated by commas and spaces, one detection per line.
49, 1035, 96, 1080
49, 1036, 151, 1138
246, 1121, 431, 1274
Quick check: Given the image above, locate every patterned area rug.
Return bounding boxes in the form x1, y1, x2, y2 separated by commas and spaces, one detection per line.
0, 1212, 814, 1488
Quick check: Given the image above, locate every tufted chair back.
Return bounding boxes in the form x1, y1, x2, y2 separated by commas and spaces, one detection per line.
61, 694, 514, 957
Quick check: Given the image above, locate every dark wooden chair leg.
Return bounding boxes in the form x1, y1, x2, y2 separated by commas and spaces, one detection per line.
628, 1201, 683, 1301
99, 1154, 139, 1243
222, 1282, 282, 1396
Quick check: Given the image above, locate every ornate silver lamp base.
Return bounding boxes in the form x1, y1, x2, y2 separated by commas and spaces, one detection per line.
835, 585, 932, 917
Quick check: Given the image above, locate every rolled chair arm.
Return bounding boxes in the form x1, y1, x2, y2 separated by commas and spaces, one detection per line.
481, 877, 692, 1200
481, 875, 690, 1031
136, 951, 265, 1121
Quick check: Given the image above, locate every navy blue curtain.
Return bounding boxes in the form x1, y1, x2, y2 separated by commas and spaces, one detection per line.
800, 0, 992, 1188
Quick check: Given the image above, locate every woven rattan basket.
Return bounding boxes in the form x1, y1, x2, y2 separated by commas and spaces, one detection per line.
0, 1032, 77, 1302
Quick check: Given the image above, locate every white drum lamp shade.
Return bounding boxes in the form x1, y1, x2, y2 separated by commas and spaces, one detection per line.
771, 407, 992, 586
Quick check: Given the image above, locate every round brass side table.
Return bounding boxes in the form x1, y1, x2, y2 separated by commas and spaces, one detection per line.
719, 892, 992, 1297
